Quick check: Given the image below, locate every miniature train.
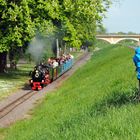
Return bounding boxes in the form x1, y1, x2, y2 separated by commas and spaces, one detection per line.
29, 54, 74, 90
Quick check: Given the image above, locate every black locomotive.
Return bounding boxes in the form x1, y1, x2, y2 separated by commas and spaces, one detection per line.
29, 54, 74, 90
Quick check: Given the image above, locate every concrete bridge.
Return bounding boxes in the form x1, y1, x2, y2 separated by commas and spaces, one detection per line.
96, 35, 140, 44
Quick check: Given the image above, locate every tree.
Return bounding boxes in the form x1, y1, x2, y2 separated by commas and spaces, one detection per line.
0, 0, 35, 71
0, 0, 111, 72
56, 0, 111, 47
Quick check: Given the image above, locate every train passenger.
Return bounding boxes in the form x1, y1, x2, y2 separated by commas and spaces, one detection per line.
45, 70, 50, 80
47, 58, 53, 67
52, 59, 58, 68
59, 55, 66, 64
69, 53, 74, 59
59, 57, 64, 65
56, 58, 61, 65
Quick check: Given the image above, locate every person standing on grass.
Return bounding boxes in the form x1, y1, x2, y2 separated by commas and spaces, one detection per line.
133, 47, 140, 80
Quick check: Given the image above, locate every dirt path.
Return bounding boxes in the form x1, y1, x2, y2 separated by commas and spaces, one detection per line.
0, 52, 91, 128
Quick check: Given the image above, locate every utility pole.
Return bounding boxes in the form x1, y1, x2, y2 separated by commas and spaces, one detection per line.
64, 44, 67, 54
56, 39, 59, 58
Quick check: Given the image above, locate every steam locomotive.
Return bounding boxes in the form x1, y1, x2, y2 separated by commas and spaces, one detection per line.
29, 55, 74, 90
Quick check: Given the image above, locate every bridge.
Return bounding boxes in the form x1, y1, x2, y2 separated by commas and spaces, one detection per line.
96, 35, 140, 44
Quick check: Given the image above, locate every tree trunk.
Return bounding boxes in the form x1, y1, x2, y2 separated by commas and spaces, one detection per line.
9, 49, 17, 69
0, 52, 7, 73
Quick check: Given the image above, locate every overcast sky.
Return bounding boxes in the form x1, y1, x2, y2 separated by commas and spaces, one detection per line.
103, 0, 140, 33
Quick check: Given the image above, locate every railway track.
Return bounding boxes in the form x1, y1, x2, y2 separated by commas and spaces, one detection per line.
0, 52, 90, 119
0, 52, 91, 127
0, 90, 37, 119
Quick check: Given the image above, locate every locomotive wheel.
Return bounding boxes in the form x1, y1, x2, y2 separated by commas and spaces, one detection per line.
30, 83, 33, 87
41, 84, 44, 88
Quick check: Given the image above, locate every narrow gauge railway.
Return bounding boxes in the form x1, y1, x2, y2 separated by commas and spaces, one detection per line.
0, 52, 90, 127
0, 90, 37, 119
0, 54, 74, 120
29, 55, 74, 90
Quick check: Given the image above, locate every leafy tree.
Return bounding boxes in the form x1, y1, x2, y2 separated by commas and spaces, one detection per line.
0, 0, 111, 72
57, 0, 111, 47
0, 0, 35, 71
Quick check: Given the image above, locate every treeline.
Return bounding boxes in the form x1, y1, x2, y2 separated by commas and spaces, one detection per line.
97, 30, 140, 35
0, 0, 111, 72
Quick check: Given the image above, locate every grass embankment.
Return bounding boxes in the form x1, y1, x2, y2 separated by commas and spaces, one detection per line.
1, 45, 139, 140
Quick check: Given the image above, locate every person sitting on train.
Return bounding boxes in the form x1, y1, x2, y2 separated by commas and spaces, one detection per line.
58, 56, 63, 65
45, 70, 50, 79
52, 59, 58, 68
48, 58, 53, 67
69, 53, 74, 59
56, 58, 60, 65
62, 55, 67, 63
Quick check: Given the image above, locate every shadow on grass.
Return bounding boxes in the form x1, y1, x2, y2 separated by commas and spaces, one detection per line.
0, 68, 30, 80
105, 88, 140, 107
22, 83, 31, 90
0, 67, 32, 91
89, 88, 140, 117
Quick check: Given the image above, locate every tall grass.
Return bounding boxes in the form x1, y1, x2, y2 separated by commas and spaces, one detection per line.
1, 45, 140, 140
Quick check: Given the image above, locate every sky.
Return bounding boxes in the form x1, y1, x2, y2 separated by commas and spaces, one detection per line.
103, 0, 140, 33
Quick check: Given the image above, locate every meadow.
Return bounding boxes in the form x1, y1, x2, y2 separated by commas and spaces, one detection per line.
1, 44, 140, 140
0, 63, 34, 100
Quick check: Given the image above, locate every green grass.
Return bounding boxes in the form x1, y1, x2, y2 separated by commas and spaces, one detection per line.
0, 63, 34, 100
1, 45, 140, 140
